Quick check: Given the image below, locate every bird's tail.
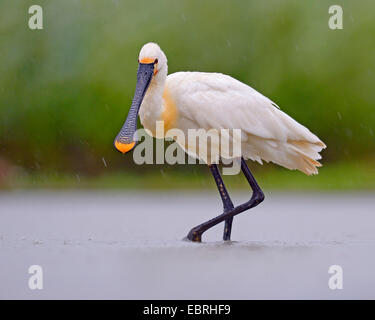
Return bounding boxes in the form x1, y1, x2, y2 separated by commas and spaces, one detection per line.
242, 136, 326, 175
286, 140, 326, 175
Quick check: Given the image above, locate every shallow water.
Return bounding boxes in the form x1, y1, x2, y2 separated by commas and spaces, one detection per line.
0, 191, 374, 299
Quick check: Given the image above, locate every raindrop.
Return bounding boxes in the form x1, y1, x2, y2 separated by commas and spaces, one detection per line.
345, 128, 352, 138
102, 157, 107, 167
370, 128, 374, 136
337, 112, 342, 120
76, 174, 81, 182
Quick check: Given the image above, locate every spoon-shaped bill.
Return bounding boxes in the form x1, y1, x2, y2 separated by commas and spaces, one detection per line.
114, 62, 155, 154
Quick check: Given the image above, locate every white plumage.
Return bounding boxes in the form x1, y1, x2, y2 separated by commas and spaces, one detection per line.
136, 42, 326, 175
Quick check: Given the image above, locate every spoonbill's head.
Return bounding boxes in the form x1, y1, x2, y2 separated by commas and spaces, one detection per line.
114, 43, 167, 154
139, 42, 168, 79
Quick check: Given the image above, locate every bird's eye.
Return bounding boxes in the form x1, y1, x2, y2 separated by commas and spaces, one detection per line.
154, 58, 158, 64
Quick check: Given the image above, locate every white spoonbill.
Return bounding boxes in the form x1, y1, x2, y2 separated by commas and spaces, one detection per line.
114, 42, 326, 242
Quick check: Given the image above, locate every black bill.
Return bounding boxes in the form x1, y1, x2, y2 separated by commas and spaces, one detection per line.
114, 62, 155, 153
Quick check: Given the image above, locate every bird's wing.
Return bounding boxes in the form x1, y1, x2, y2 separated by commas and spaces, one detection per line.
167, 72, 324, 145
166, 72, 326, 175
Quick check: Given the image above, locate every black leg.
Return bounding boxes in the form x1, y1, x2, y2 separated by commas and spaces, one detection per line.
187, 158, 265, 242
209, 164, 234, 241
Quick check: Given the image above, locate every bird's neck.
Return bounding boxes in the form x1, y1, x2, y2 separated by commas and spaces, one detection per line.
139, 71, 167, 136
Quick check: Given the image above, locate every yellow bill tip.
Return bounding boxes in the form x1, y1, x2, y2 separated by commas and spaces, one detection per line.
115, 140, 136, 154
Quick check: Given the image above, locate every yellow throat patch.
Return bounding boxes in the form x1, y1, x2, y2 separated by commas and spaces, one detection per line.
161, 87, 178, 132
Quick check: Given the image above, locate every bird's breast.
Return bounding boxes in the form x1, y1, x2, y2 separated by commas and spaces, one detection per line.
161, 87, 178, 133
139, 84, 179, 138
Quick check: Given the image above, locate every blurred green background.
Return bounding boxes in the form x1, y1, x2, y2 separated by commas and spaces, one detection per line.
0, 0, 374, 190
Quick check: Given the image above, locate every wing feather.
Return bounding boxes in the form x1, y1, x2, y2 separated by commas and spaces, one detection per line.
167, 72, 326, 174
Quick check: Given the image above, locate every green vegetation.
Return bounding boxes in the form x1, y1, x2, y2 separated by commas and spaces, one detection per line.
0, 0, 374, 190
3, 159, 375, 190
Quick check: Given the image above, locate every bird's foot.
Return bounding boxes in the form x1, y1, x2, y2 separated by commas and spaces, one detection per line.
186, 228, 202, 242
